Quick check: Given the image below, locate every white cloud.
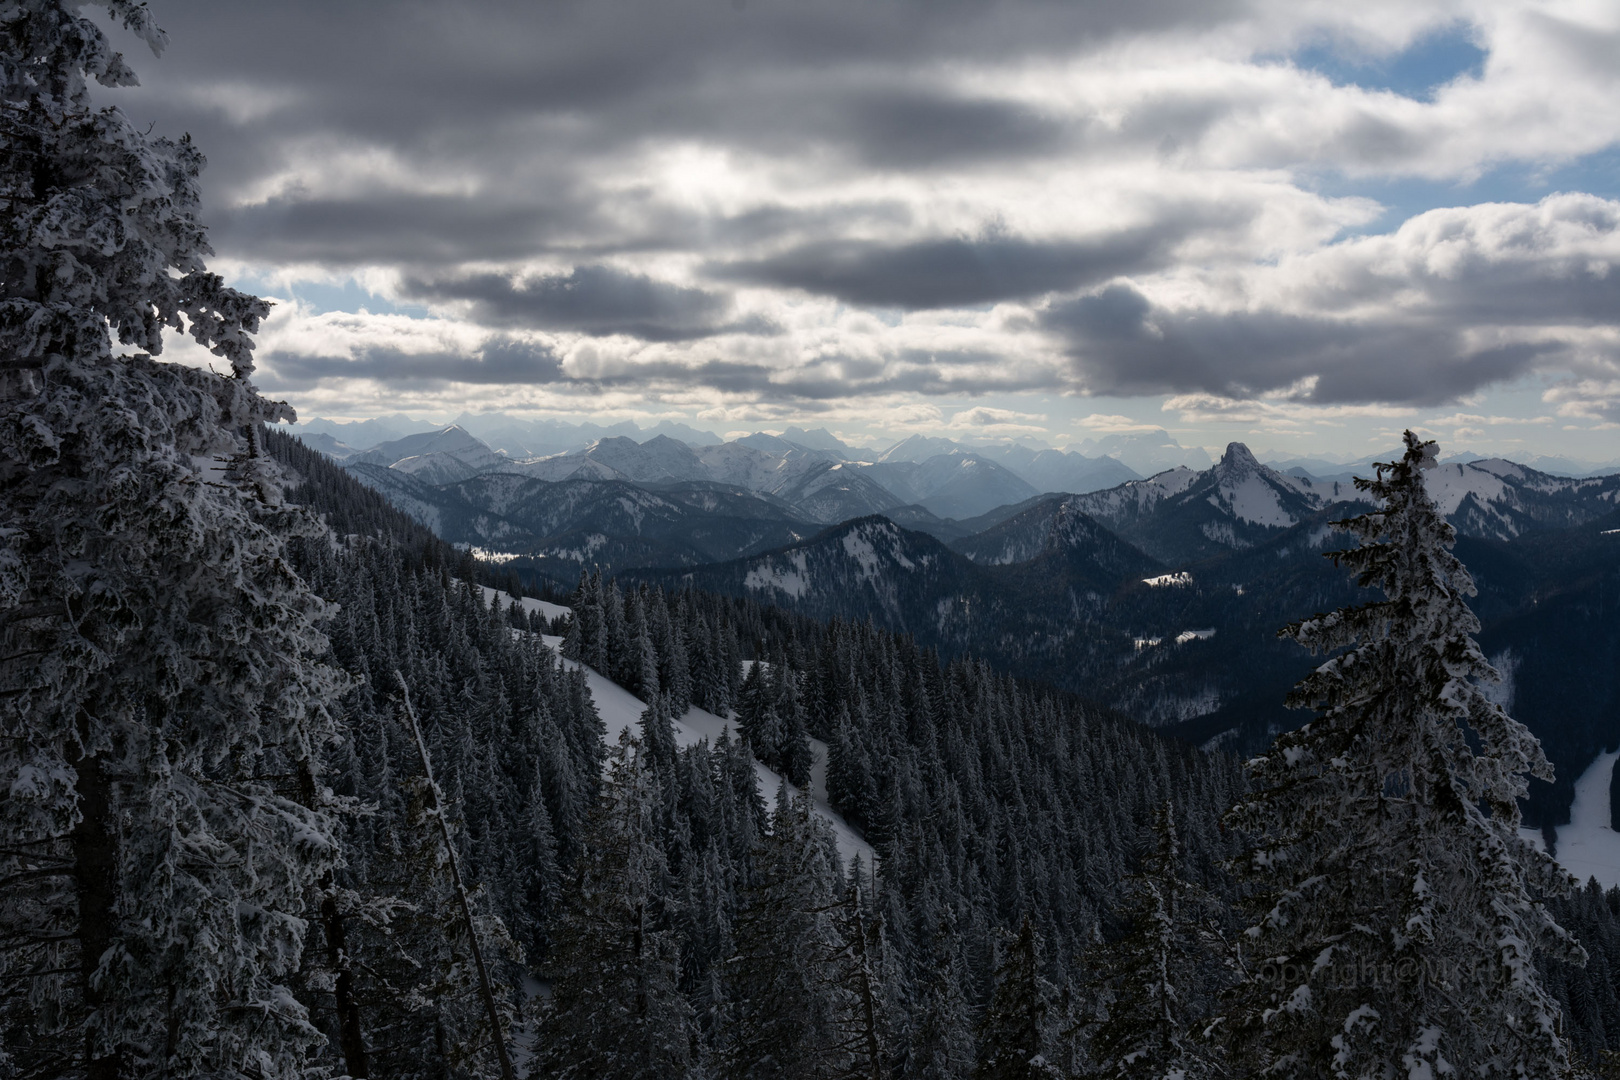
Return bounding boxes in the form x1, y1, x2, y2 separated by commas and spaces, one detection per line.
1075, 413, 1165, 434
90, 0, 1620, 462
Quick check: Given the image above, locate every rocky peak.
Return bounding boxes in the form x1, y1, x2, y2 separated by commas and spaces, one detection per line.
1217, 441, 1260, 475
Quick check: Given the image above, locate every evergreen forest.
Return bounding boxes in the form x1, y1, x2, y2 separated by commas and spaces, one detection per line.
5, 3, 1620, 1078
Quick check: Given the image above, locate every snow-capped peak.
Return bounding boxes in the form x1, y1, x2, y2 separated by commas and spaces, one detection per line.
1216, 441, 1261, 476
1205, 443, 1312, 529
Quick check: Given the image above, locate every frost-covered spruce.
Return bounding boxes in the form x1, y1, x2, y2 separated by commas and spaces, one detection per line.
975, 917, 1061, 1080
722, 786, 856, 1080
1225, 432, 1584, 1078
1085, 801, 1228, 1079
537, 732, 695, 1080
0, 3, 343, 1077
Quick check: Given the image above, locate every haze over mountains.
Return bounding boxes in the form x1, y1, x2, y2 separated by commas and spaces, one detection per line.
291, 413, 1198, 526
292, 414, 1620, 832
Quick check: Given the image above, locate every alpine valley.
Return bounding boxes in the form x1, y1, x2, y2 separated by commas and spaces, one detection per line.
296, 418, 1620, 832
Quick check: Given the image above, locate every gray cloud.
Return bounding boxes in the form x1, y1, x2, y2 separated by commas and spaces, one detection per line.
827, 90, 1069, 168
214, 194, 587, 266
264, 337, 565, 388
210, 186, 915, 269
709, 227, 1200, 309
400, 267, 774, 342
761, 347, 1062, 399
110, 0, 1247, 269
82, 0, 1620, 435
1043, 284, 1553, 404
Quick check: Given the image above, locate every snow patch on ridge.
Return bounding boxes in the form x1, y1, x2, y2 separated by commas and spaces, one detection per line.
744, 551, 811, 598
1143, 572, 1193, 588
1425, 462, 1510, 517
841, 521, 923, 580
1222, 474, 1297, 528
539, 634, 875, 868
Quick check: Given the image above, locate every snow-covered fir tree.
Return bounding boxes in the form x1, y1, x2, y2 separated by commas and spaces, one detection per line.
904, 911, 976, 1080
1225, 431, 1585, 1077
537, 732, 695, 1080
826, 878, 894, 1080
722, 787, 856, 1080
0, 4, 347, 1077
975, 918, 1061, 1080
1084, 801, 1227, 1079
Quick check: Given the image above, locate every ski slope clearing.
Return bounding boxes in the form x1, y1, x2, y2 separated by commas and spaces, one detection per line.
479, 588, 872, 866
479, 586, 868, 867
479, 585, 572, 621
1523, 750, 1620, 889
539, 633, 875, 868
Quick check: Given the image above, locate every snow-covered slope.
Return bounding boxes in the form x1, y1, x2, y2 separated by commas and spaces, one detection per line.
350, 425, 512, 485
352, 425, 502, 468
774, 462, 904, 523
1056, 445, 1320, 563
1423, 458, 1620, 540
481, 587, 874, 867
478, 586, 572, 622
1522, 750, 1620, 889
1045, 441, 1620, 564
556, 637, 874, 867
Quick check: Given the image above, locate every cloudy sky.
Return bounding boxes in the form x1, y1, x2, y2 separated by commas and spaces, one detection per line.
100, 0, 1620, 460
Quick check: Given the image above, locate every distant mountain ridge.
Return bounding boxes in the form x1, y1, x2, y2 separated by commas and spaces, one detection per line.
301, 420, 1154, 527
620, 456, 1620, 833
321, 421, 1620, 831
285, 413, 1187, 497
336, 422, 1620, 589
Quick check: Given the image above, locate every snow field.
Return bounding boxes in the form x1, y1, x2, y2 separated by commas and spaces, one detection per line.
478, 585, 573, 622
539, 634, 876, 869
1521, 750, 1620, 890
477, 589, 871, 867
1220, 472, 1297, 528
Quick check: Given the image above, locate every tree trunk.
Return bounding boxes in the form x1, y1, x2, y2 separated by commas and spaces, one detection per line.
69, 721, 119, 1080
321, 887, 369, 1078
301, 764, 370, 1077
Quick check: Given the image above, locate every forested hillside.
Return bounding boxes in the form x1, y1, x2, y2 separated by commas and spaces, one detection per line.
9, 3, 1620, 1077
264, 428, 1253, 1077
260, 429, 1620, 1077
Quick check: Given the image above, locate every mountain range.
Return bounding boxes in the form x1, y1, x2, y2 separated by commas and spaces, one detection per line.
296, 417, 1620, 831
616, 445, 1620, 831
298, 420, 1174, 530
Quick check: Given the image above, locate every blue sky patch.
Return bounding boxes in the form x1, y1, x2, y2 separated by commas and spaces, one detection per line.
1290, 23, 1487, 102
234, 275, 434, 320
1313, 145, 1620, 237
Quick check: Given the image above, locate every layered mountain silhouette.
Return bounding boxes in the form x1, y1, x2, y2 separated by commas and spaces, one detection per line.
307, 418, 1620, 831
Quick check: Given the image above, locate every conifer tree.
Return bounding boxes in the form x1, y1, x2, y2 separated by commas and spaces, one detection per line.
722, 788, 853, 1080
976, 918, 1061, 1080
0, 4, 344, 1076
1225, 431, 1584, 1077
828, 880, 892, 1080
905, 913, 976, 1080
773, 657, 815, 788
735, 661, 782, 765
537, 732, 695, 1080
1084, 802, 1225, 1079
